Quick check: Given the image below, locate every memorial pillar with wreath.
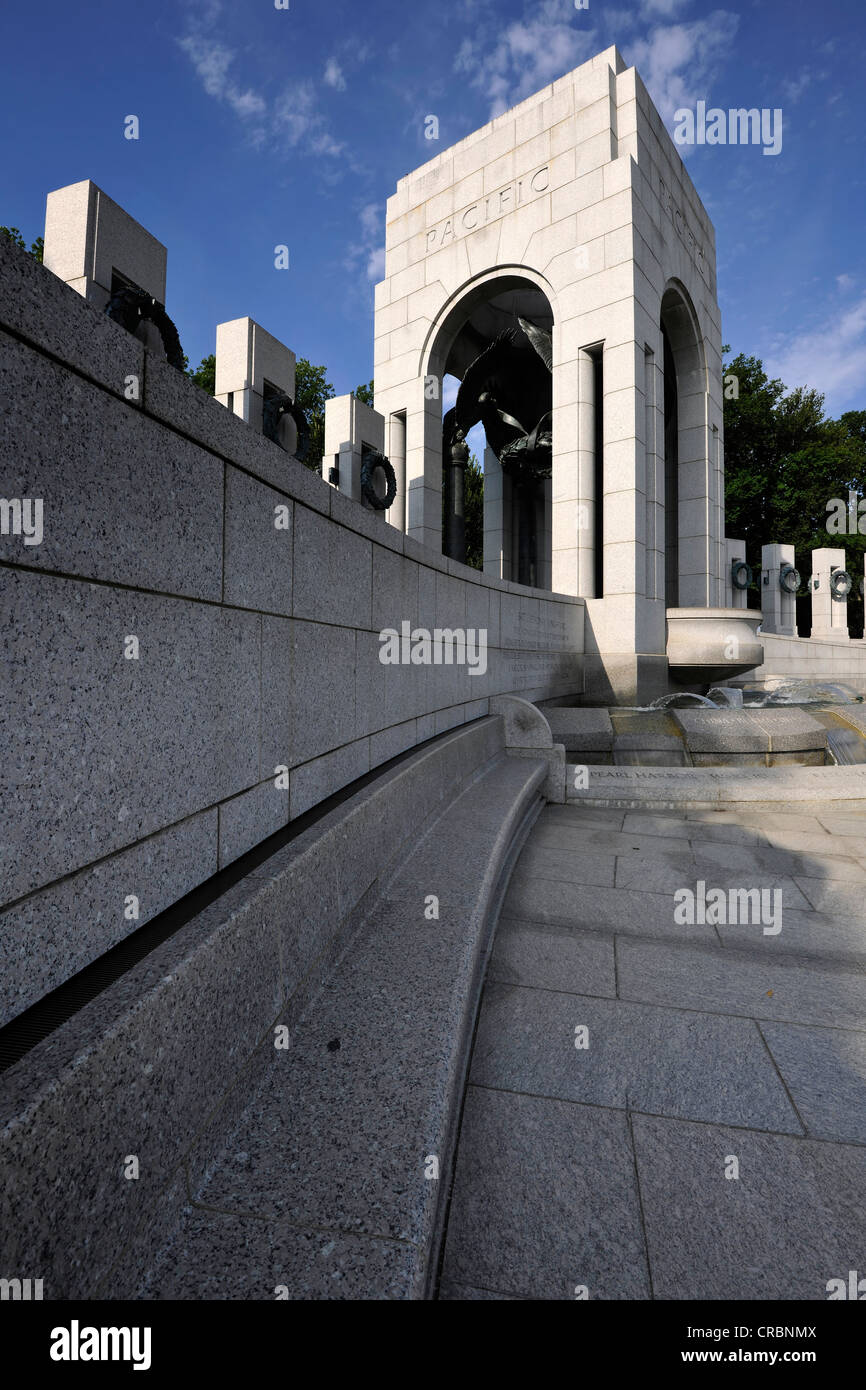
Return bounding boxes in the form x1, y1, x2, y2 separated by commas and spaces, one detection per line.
724, 538, 750, 610
760, 542, 799, 637
321, 394, 398, 519
810, 546, 852, 640
43, 179, 187, 368
215, 318, 307, 457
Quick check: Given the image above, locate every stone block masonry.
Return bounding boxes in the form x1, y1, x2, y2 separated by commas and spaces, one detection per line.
0, 234, 585, 1025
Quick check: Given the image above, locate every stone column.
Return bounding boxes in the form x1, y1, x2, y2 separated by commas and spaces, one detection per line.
404, 376, 443, 552
724, 538, 749, 610
215, 318, 295, 437
388, 411, 407, 532
576, 349, 597, 598
43, 179, 166, 312
444, 434, 468, 563
760, 542, 797, 635
483, 445, 510, 580
644, 345, 664, 601
810, 546, 850, 640
322, 395, 387, 510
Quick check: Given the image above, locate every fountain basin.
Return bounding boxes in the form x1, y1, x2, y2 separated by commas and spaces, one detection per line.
666, 607, 763, 683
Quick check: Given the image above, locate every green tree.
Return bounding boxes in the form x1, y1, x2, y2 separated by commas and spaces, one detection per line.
0, 226, 43, 261
186, 353, 216, 394
464, 454, 484, 570
723, 347, 866, 631
442, 451, 484, 571
294, 358, 335, 471
353, 379, 374, 406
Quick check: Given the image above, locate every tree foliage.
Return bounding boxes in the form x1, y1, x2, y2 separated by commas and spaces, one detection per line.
464, 454, 484, 570
185, 353, 216, 394
723, 348, 866, 632
294, 358, 335, 471
1, 226, 44, 262
353, 379, 374, 406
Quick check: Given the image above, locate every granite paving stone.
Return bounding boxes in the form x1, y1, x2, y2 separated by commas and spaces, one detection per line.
794, 877, 866, 914
620, 812, 693, 839
631, 1114, 866, 1299
815, 815, 866, 837
613, 855, 813, 910
502, 878, 720, 943
441, 1087, 650, 1299
759, 1021, 866, 1143
487, 920, 616, 996
532, 822, 689, 856
715, 905, 866, 964
438, 1280, 523, 1300
512, 843, 618, 887
617, 937, 866, 1030
469, 983, 801, 1130
689, 838, 866, 881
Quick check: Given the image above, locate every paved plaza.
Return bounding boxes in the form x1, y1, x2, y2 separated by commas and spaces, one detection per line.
440, 802, 866, 1299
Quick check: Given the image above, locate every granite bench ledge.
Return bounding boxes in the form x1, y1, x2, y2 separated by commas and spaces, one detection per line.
134, 753, 548, 1301
0, 716, 512, 1299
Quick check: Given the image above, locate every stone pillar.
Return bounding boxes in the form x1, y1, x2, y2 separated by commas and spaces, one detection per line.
404, 376, 443, 551
644, 344, 664, 601
444, 435, 468, 563
43, 179, 167, 312
538, 476, 553, 591
550, 350, 583, 598
810, 546, 850, 640
577, 348, 598, 598
322, 394, 388, 513
215, 318, 295, 437
388, 411, 407, 532
760, 542, 797, 635
483, 445, 510, 580
724, 538, 748, 610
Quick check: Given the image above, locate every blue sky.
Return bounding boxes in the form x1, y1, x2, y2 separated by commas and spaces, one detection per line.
2, 0, 864, 415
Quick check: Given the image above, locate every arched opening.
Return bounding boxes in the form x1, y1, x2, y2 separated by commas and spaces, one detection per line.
660, 283, 708, 609
427, 275, 554, 588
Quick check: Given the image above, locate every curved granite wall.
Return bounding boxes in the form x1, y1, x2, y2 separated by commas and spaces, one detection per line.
0, 237, 584, 1023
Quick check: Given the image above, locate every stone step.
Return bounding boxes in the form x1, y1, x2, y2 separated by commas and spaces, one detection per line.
0, 716, 536, 1300
132, 754, 547, 1300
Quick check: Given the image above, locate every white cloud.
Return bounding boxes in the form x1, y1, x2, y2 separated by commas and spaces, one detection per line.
639, 0, 693, 15
765, 295, 866, 414
624, 11, 739, 127
345, 202, 386, 284
455, 0, 598, 118
177, 35, 266, 119
177, 13, 343, 161
367, 247, 386, 281
324, 57, 347, 91
837, 273, 855, 291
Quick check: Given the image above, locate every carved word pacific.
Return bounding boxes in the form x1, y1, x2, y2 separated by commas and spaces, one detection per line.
426, 166, 551, 252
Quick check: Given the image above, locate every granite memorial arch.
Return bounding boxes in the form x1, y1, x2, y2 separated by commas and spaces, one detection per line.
425, 269, 556, 586
367, 46, 731, 703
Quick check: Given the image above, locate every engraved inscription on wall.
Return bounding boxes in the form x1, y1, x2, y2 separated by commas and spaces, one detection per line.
658, 177, 711, 287
426, 166, 550, 253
